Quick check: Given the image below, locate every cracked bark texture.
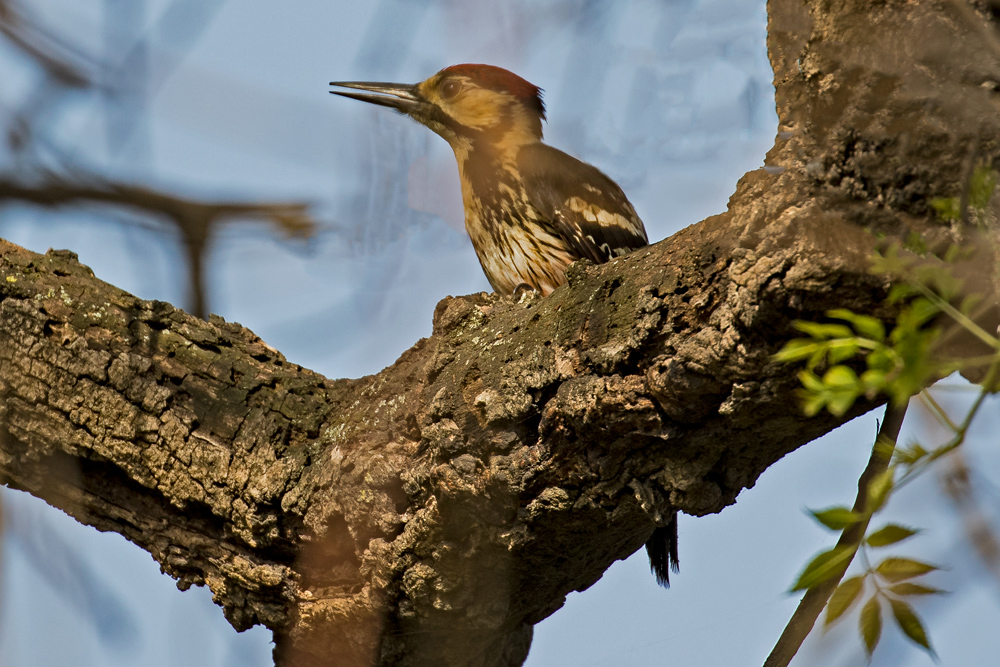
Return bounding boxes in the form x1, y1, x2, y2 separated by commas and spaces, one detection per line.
1, 1, 999, 666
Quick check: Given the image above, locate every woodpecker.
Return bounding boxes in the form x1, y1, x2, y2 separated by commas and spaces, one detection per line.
330, 64, 677, 586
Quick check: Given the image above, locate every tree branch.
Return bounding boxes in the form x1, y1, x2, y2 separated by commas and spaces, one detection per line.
763, 403, 908, 667
1, 0, 999, 666
0, 177, 315, 318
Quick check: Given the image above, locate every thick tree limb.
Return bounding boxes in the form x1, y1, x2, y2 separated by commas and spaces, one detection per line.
1, 1, 999, 666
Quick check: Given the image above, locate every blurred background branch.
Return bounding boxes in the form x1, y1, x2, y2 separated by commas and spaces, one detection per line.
0, 0, 317, 319
941, 453, 1000, 592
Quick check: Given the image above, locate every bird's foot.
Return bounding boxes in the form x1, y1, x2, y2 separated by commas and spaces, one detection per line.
511, 283, 539, 302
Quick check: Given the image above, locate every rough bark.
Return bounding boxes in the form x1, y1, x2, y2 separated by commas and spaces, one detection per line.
0, 1, 998, 666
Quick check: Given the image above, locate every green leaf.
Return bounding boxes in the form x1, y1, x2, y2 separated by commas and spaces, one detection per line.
799, 369, 825, 392
887, 282, 919, 304
825, 575, 865, 626
969, 165, 997, 212
824, 365, 860, 387
929, 196, 961, 222
889, 582, 946, 597
875, 557, 938, 582
866, 524, 919, 548
888, 598, 935, 654
811, 506, 862, 530
828, 309, 886, 342
860, 596, 883, 656
865, 346, 896, 374
872, 244, 909, 276
826, 308, 856, 322
896, 297, 940, 333
943, 243, 963, 263
902, 231, 929, 256
886, 334, 939, 406
799, 390, 827, 418
797, 370, 828, 416
791, 545, 856, 592
827, 340, 861, 364
866, 468, 895, 512
793, 321, 854, 340
853, 317, 886, 343
823, 365, 862, 416
826, 391, 860, 417
774, 339, 821, 363
808, 345, 828, 369
895, 442, 929, 465
937, 273, 963, 302
860, 368, 888, 393
959, 293, 983, 316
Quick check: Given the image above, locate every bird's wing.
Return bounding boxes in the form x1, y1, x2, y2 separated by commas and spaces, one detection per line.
517, 143, 648, 264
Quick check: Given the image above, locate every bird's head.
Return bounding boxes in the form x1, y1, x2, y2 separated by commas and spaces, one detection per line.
330, 64, 546, 152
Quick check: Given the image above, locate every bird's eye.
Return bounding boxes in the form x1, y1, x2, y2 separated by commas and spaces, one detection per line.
441, 80, 462, 99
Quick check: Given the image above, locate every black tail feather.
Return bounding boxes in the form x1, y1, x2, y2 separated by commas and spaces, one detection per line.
645, 511, 679, 588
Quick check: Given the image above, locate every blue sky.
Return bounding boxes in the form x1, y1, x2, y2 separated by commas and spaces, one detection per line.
1, 1, 997, 665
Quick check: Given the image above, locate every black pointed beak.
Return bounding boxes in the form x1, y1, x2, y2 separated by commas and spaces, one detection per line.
329, 81, 425, 115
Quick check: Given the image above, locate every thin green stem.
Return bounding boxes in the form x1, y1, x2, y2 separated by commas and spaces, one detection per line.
898, 358, 1000, 488
921, 383, 981, 392
762, 404, 908, 667
947, 353, 1000, 370
860, 546, 890, 599
915, 282, 999, 349
919, 389, 959, 432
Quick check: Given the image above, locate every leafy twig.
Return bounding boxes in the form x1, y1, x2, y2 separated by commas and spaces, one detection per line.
762, 403, 907, 667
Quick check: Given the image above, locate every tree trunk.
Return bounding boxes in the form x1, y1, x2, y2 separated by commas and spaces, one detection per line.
1, 1, 998, 665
